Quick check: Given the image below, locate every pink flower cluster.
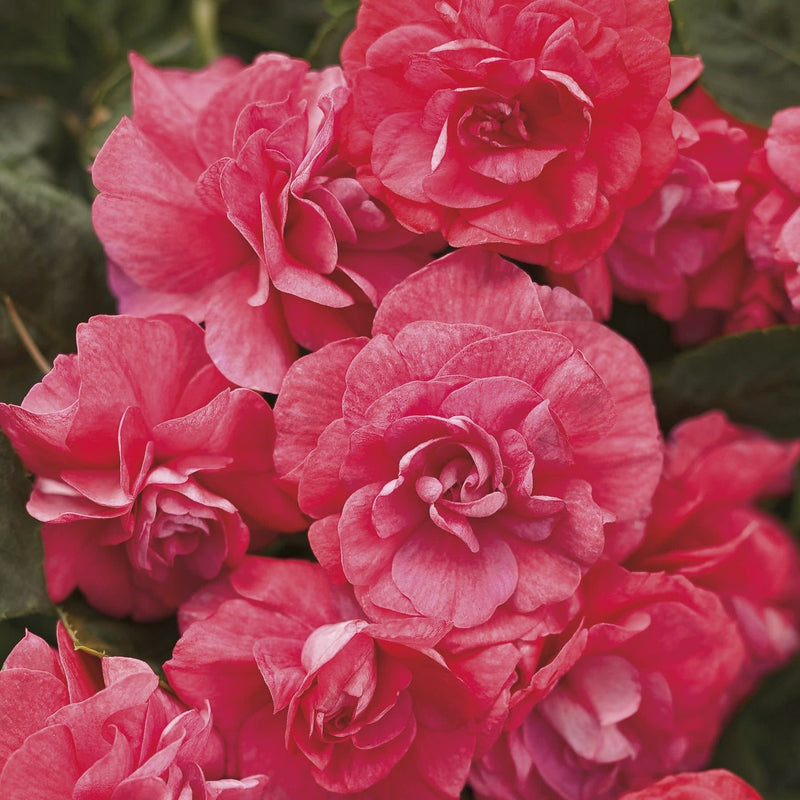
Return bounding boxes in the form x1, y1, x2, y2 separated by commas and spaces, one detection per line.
2, 0, 800, 797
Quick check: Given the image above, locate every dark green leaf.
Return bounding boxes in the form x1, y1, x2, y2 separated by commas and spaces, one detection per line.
653, 326, 800, 438
219, 0, 329, 61
57, 595, 179, 682
0, 0, 70, 69
0, 435, 52, 621
712, 654, 800, 799
671, 0, 800, 127
0, 100, 86, 194
323, 0, 358, 17
307, 7, 357, 68
0, 168, 113, 404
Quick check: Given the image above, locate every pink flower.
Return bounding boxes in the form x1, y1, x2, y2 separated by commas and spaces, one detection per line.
470, 563, 746, 800
0, 315, 304, 620
92, 53, 437, 392
747, 107, 800, 313
618, 770, 763, 800
340, 0, 677, 271
601, 82, 800, 344
627, 411, 800, 682
0, 623, 266, 799
166, 556, 479, 799
273, 249, 662, 638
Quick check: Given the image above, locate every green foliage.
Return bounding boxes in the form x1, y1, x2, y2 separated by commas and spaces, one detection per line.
0, 436, 52, 622
653, 327, 800, 438
58, 595, 179, 683
0, 169, 113, 403
712, 654, 800, 799
671, 0, 800, 127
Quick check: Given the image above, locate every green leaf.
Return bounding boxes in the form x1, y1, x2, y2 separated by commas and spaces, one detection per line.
0, 100, 87, 195
218, 0, 329, 61
57, 595, 179, 682
652, 326, 800, 438
712, 654, 800, 799
0, 168, 113, 406
323, 0, 358, 16
0, 435, 53, 622
671, 0, 800, 127
306, 6, 358, 68
0, 0, 70, 70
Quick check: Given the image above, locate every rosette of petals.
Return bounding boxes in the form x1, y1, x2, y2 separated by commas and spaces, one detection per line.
604, 83, 800, 344
274, 249, 662, 640
619, 770, 763, 800
92, 53, 437, 392
166, 556, 478, 799
470, 562, 746, 800
0, 315, 304, 621
340, 0, 677, 271
747, 107, 800, 313
0, 623, 267, 799
627, 411, 800, 682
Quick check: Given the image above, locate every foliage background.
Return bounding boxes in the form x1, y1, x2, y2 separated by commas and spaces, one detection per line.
0, 0, 799, 796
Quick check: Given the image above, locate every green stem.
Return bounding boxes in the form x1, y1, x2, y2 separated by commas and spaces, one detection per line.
191, 0, 222, 63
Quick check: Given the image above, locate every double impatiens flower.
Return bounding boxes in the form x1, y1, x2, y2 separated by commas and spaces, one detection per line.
3, 0, 800, 797
3, 254, 800, 798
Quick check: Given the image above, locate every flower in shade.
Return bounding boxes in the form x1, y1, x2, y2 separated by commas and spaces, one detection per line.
627, 411, 800, 685
618, 770, 763, 800
470, 563, 746, 800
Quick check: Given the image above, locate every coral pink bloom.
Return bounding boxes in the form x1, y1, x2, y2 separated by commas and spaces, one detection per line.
747, 107, 800, 313
92, 53, 437, 392
274, 250, 662, 638
606, 86, 800, 344
0, 623, 266, 799
619, 770, 763, 800
627, 411, 800, 684
0, 315, 304, 620
340, 0, 677, 271
167, 557, 478, 799
471, 562, 746, 800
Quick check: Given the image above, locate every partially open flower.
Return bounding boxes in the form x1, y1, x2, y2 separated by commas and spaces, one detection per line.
0, 315, 304, 620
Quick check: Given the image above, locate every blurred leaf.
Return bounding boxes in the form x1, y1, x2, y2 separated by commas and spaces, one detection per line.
307, 5, 358, 68
324, 0, 358, 15
0, 168, 113, 405
712, 654, 800, 799
0, 614, 57, 664
608, 300, 678, 367
0, 435, 53, 621
57, 595, 179, 681
672, 0, 800, 127
653, 327, 800, 438
219, 0, 329, 61
0, 99, 86, 194
0, 0, 70, 70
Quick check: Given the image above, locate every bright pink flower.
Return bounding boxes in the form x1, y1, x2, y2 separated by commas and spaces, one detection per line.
166, 556, 478, 799
627, 411, 800, 683
0, 315, 304, 620
273, 249, 662, 638
602, 84, 797, 344
470, 563, 746, 800
92, 53, 437, 392
0, 623, 266, 799
340, 0, 677, 271
618, 770, 763, 800
747, 107, 800, 313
